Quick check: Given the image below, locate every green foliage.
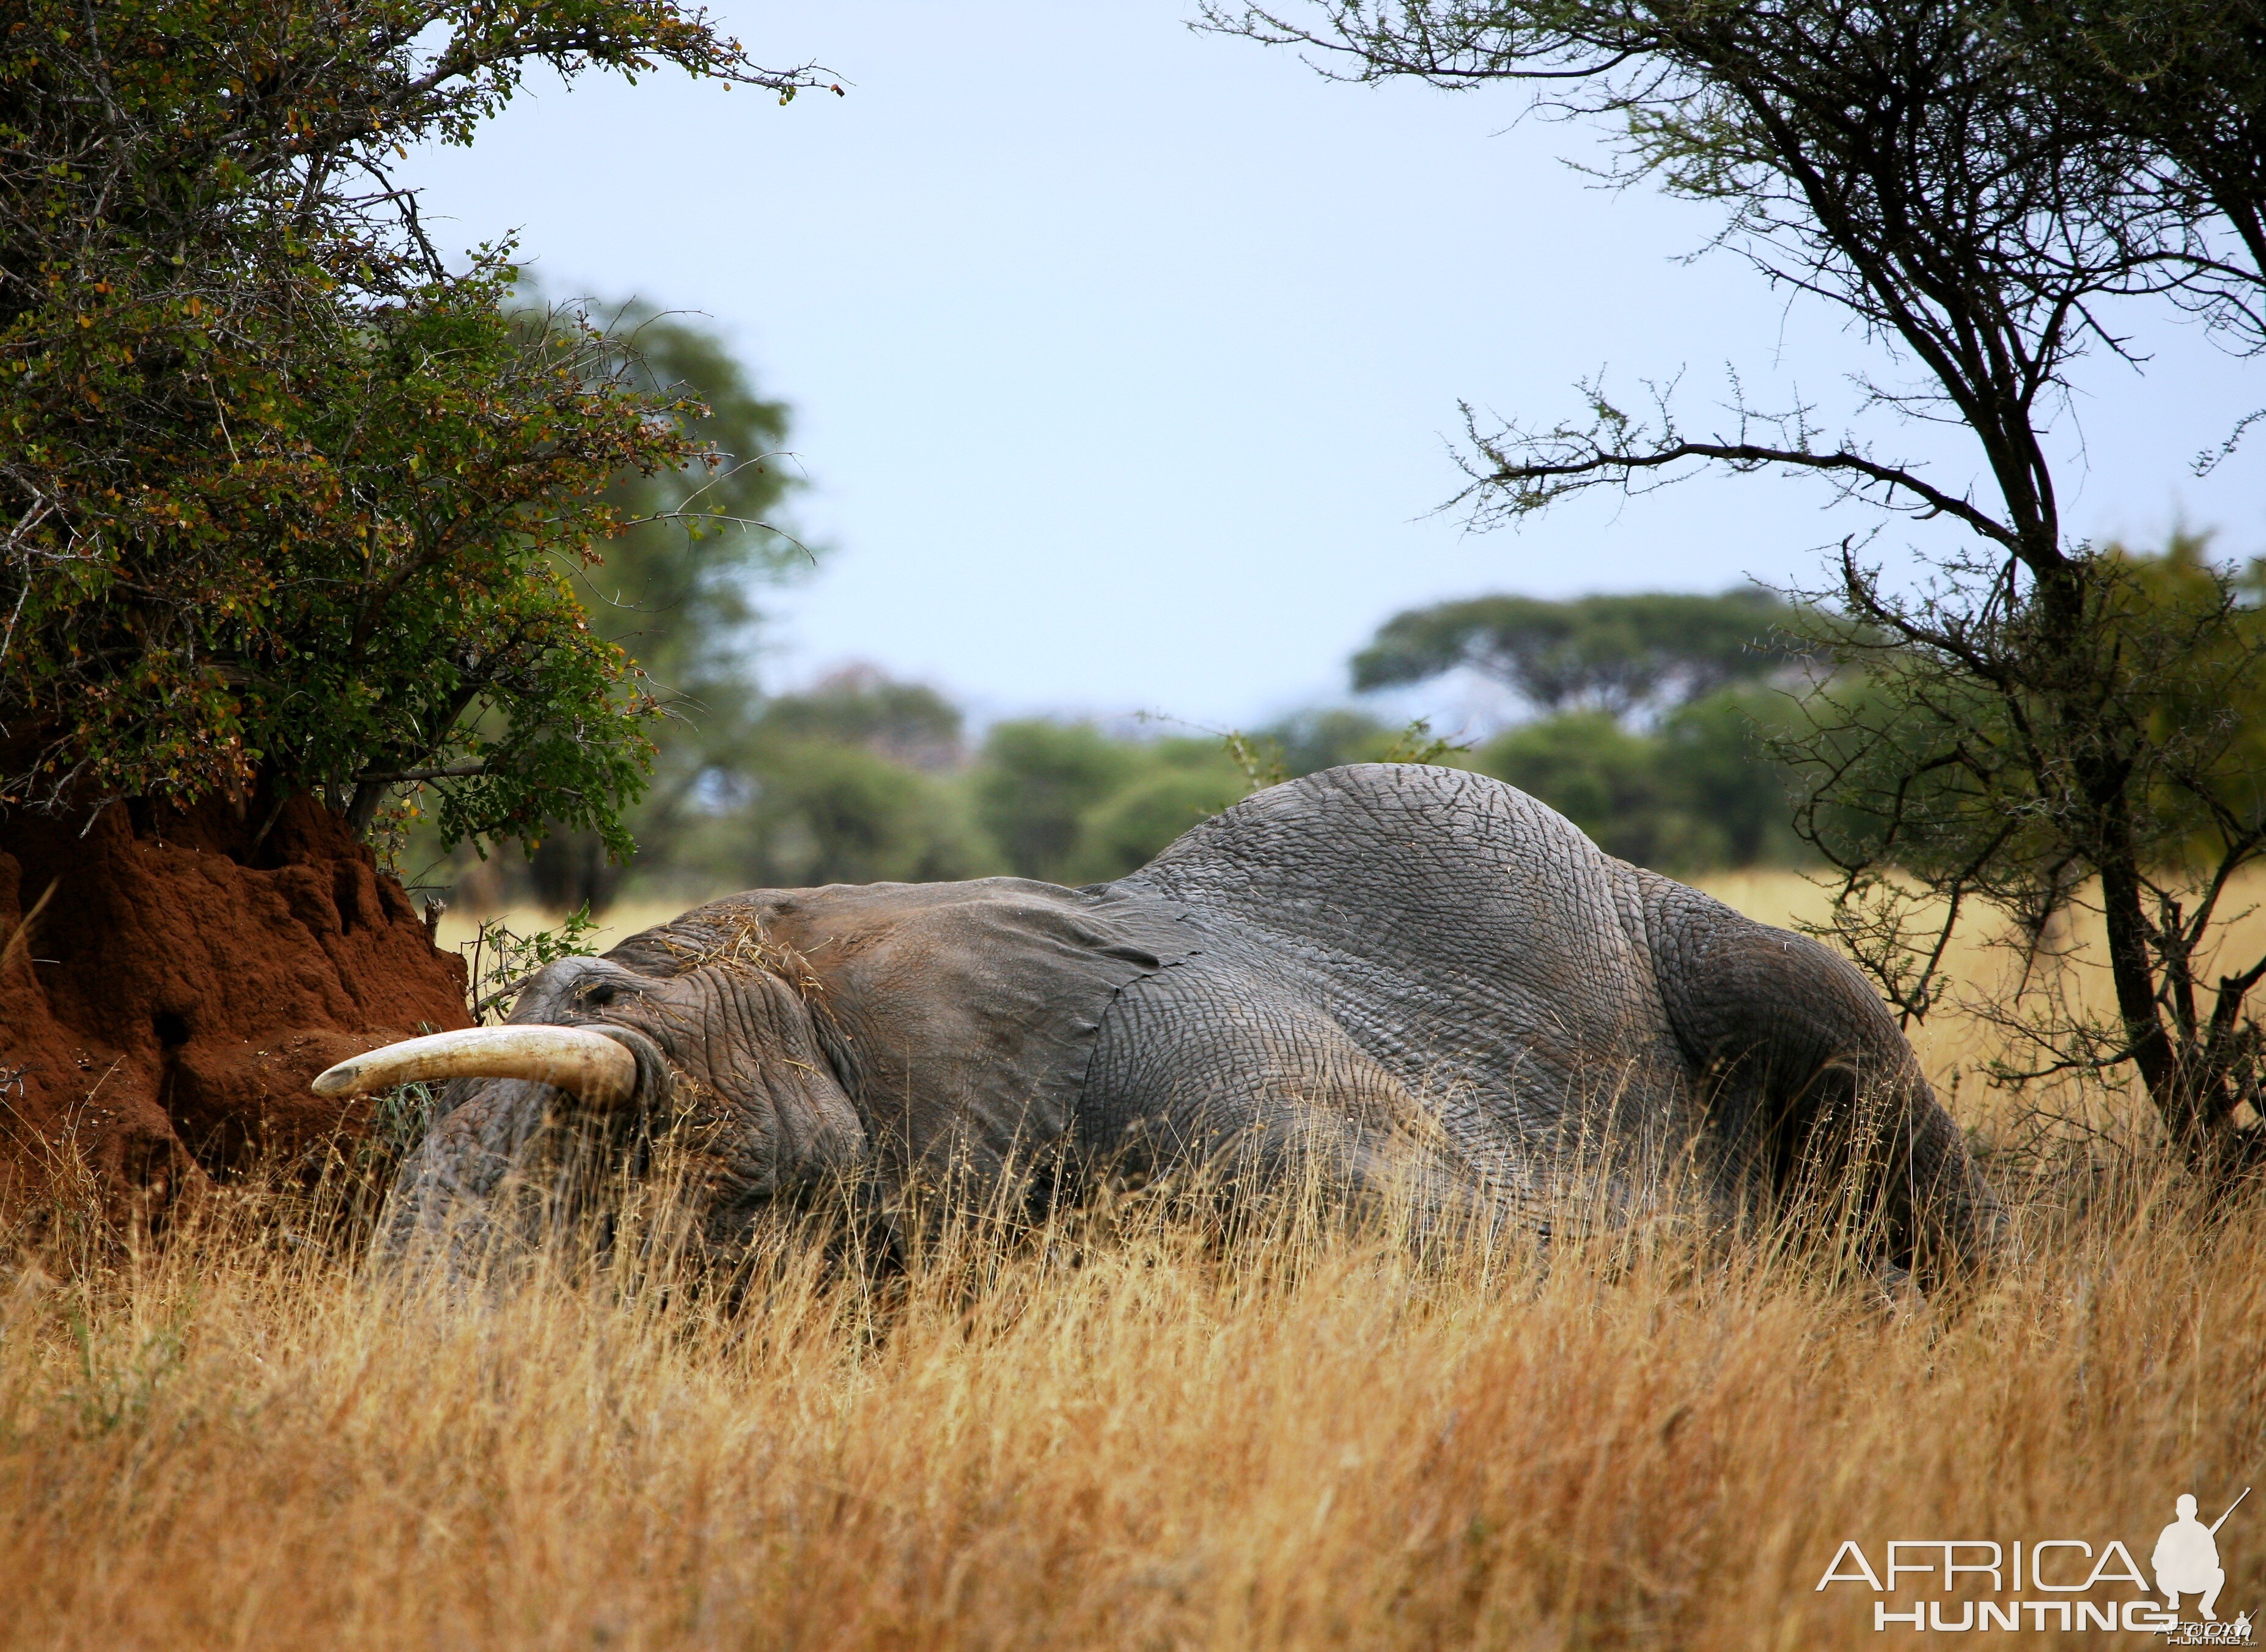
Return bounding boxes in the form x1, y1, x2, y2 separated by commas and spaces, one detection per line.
1659, 686, 1808, 868
573, 301, 804, 697
449, 656, 1811, 913
1228, 710, 1465, 791
602, 670, 991, 897
367, 1081, 440, 1165
461, 906, 603, 1021
1477, 711, 1658, 856
1479, 711, 1683, 867
974, 722, 1142, 881
1784, 535, 2266, 983
552, 688, 1399, 903
970, 720, 1249, 885
0, 0, 824, 850
1070, 767, 1235, 884
1779, 534, 2266, 1149
1352, 589, 1804, 716
1378, 716, 1470, 768
1346, 590, 1809, 873
737, 740, 990, 888
1264, 708, 1404, 774
1062, 740, 1248, 883
754, 667, 962, 771
1473, 688, 1803, 873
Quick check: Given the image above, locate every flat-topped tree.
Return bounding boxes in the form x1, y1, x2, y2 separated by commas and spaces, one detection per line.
1352, 589, 1805, 721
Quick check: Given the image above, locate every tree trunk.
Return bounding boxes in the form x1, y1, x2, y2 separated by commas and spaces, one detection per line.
529, 827, 626, 917
2032, 562, 2210, 1159
2095, 823, 2193, 1148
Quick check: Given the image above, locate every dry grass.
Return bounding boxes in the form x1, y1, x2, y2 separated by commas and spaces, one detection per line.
3, 1161, 2259, 1649
2, 872, 2257, 1649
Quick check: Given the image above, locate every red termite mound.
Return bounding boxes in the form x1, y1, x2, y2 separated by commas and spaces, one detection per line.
0, 793, 469, 1213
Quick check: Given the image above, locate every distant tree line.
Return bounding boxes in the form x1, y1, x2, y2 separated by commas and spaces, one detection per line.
451, 536, 2253, 922
436, 555, 1829, 915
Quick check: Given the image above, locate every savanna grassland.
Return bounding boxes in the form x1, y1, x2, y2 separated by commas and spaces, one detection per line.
2, 872, 2262, 1651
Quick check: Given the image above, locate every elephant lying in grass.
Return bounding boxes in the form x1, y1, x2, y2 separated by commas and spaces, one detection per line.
320, 765, 1999, 1277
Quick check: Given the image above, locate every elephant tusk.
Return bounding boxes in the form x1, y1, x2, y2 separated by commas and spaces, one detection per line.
311, 1026, 639, 1106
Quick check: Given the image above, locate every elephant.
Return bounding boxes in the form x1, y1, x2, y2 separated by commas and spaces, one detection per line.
320, 765, 2000, 1277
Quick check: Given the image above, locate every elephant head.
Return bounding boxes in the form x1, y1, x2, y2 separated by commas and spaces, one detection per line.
320, 935, 870, 1270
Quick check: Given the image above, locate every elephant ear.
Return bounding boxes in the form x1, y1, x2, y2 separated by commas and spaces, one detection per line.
1636, 870, 2001, 1275
614, 879, 1202, 1214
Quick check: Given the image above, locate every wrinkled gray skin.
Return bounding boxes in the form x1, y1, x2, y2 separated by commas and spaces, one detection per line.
388, 766, 1999, 1277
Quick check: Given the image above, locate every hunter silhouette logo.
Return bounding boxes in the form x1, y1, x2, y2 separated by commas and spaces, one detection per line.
2156, 1490, 2242, 1620
2158, 1489, 2253, 1646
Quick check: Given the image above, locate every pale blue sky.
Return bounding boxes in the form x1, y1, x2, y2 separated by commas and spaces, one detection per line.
400, 1, 2265, 735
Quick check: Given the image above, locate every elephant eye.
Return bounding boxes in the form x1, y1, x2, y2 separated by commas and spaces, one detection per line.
583, 983, 619, 1009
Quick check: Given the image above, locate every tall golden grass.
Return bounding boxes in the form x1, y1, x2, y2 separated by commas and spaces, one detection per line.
0, 872, 2256, 1649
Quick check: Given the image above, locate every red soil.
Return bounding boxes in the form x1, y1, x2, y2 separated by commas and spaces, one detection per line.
0, 794, 469, 1213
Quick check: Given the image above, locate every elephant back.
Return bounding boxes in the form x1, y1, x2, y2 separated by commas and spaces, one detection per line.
1110, 765, 1694, 1170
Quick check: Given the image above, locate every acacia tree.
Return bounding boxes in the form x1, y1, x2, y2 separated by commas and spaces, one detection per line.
2012, 0, 2266, 360
0, 0, 832, 858
1351, 588, 1803, 719
1205, 0, 2266, 1165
